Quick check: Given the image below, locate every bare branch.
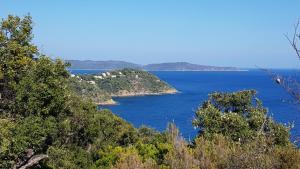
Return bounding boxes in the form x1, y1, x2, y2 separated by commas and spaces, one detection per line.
18, 154, 48, 169
13, 154, 48, 169
285, 19, 300, 59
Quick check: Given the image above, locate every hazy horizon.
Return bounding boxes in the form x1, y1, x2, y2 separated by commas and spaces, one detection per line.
66, 59, 300, 70
1, 0, 300, 68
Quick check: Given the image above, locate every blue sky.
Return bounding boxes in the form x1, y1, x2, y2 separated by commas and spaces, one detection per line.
1, 0, 300, 68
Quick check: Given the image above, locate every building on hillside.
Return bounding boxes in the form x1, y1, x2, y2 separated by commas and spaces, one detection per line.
94, 75, 103, 79
87, 81, 96, 85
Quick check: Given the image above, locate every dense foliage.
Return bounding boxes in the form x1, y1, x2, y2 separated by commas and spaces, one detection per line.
0, 15, 299, 169
68, 77, 112, 104
193, 90, 290, 146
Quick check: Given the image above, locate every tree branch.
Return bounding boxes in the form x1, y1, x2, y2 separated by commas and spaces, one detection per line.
13, 153, 48, 169
285, 19, 300, 59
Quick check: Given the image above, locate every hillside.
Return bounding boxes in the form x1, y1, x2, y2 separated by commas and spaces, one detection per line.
68, 77, 116, 105
70, 68, 177, 105
66, 60, 240, 71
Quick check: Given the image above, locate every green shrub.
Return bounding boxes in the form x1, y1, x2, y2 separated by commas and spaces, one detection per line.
193, 90, 291, 146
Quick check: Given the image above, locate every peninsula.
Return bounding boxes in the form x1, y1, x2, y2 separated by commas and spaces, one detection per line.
69, 68, 177, 105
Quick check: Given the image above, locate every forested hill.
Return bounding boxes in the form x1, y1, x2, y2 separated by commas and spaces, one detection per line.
66, 60, 240, 71
70, 68, 177, 105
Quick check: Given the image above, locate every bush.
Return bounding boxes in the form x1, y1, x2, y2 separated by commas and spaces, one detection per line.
193, 90, 291, 146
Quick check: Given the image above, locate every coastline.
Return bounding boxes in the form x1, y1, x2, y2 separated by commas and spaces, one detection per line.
98, 88, 178, 105
111, 88, 178, 97
146, 69, 249, 72
69, 68, 248, 72
97, 99, 118, 106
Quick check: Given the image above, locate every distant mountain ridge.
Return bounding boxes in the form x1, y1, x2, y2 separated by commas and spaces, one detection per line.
66, 60, 240, 71
66, 60, 140, 70
143, 62, 238, 71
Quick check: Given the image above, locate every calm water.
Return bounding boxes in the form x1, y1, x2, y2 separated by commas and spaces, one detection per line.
70, 69, 300, 143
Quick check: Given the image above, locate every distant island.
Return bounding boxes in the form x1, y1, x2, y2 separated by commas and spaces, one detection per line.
66, 60, 242, 71
143, 62, 240, 71
69, 68, 177, 105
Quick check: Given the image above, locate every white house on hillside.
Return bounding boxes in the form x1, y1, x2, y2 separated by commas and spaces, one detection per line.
87, 81, 96, 85
94, 75, 103, 79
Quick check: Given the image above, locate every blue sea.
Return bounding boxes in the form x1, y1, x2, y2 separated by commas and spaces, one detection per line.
70, 69, 300, 144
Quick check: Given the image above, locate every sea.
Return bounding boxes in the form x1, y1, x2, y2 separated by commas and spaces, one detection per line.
70, 69, 300, 144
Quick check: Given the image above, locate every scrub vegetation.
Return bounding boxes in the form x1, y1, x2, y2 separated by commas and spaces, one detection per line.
0, 15, 299, 169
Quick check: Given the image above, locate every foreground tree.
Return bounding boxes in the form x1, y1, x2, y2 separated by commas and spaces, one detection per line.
268, 18, 300, 142
192, 90, 300, 169
193, 90, 291, 146
0, 15, 38, 115
0, 15, 138, 169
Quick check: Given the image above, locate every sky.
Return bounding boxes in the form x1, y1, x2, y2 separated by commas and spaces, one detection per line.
1, 0, 300, 68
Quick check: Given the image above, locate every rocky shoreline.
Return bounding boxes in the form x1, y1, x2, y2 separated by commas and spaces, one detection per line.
111, 88, 178, 97
98, 89, 178, 105
97, 99, 118, 105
